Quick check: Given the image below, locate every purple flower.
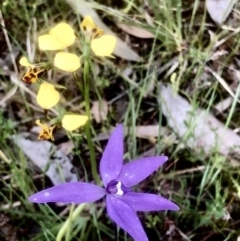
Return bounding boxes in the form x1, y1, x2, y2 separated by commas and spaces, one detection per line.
28, 125, 179, 241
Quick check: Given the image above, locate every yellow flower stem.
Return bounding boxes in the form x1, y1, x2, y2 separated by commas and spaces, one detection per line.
44, 109, 51, 120
83, 43, 100, 185
68, 131, 88, 182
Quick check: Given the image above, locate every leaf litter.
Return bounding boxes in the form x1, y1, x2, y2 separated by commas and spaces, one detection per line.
206, 0, 237, 24
159, 84, 240, 162
13, 133, 78, 185
116, 23, 154, 39
91, 100, 108, 123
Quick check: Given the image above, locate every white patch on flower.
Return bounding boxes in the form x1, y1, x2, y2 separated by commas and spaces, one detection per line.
116, 182, 124, 196
44, 192, 50, 197
33, 198, 37, 201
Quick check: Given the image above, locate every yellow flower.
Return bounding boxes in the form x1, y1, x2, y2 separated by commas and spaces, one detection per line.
54, 52, 81, 72
19, 57, 46, 84
80, 15, 104, 39
38, 23, 76, 51
38, 35, 65, 51
36, 82, 60, 109
35, 119, 55, 141
80, 16, 116, 57
91, 35, 116, 57
62, 114, 88, 131
19, 57, 34, 67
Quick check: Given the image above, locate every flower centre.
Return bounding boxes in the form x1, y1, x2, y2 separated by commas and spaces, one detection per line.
106, 180, 131, 196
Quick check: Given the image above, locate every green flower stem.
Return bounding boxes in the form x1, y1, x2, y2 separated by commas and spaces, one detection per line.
83, 43, 100, 185
68, 131, 88, 182
56, 204, 85, 241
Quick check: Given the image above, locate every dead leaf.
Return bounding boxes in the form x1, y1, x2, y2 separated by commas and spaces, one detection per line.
93, 125, 177, 147
0, 214, 18, 241
0, 85, 17, 108
206, 0, 237, 24
13, 133, 78, 185
58, 140, 74, 155
143, 72, 155, 97
210, 50, 228, 61
66, 0, 141, 61
0, 150, 11, 164
160, 84, 240, 159
214, 96, 233, 113
205, 66, 240, 103
136, 125, 164, 139
137, 125, 159, 143
91, 100, 108, 123
117, 23, 154, 39
136, 125, 178, 146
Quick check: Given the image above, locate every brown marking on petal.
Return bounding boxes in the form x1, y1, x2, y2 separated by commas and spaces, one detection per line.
32, 67, 46, 78
22, 66, 47, 84
82, 22, 104, 39
22, 73, 37, 84
93, 29, 105, 39
92, 28, 97, 33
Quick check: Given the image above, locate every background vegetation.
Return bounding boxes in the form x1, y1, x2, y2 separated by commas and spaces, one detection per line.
1, 0, 240, 240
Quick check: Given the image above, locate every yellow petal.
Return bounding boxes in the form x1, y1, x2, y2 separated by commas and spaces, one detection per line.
80, 15, 96, 32
35, 119, 44, 127
54, 52, 81, 72
91, 35, 116, 57
80, 15, 104, 39
49, 23, 75, 48
62, 114, 88, 131
19, 57, 32, 67
36, 82, 60, 109
38, 34, 66, 50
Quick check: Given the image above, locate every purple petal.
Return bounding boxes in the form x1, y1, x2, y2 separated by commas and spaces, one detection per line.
28, 182, 106, 203
118, 156, 168, 187
121, 192, 179, 211
100, 125, 124, 187
106, 195, 148, 241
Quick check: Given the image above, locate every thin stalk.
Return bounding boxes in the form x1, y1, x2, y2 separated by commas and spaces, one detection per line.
83, 44, 100, 184
65, 203, 75, 241
90, 204, 101, 241
68, 132, 88, 182
56, 204, 85, 241
82, 41, 101, 240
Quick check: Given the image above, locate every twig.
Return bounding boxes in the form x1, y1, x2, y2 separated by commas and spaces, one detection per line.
0, 10, 19, 74
0, 150, 12, 164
